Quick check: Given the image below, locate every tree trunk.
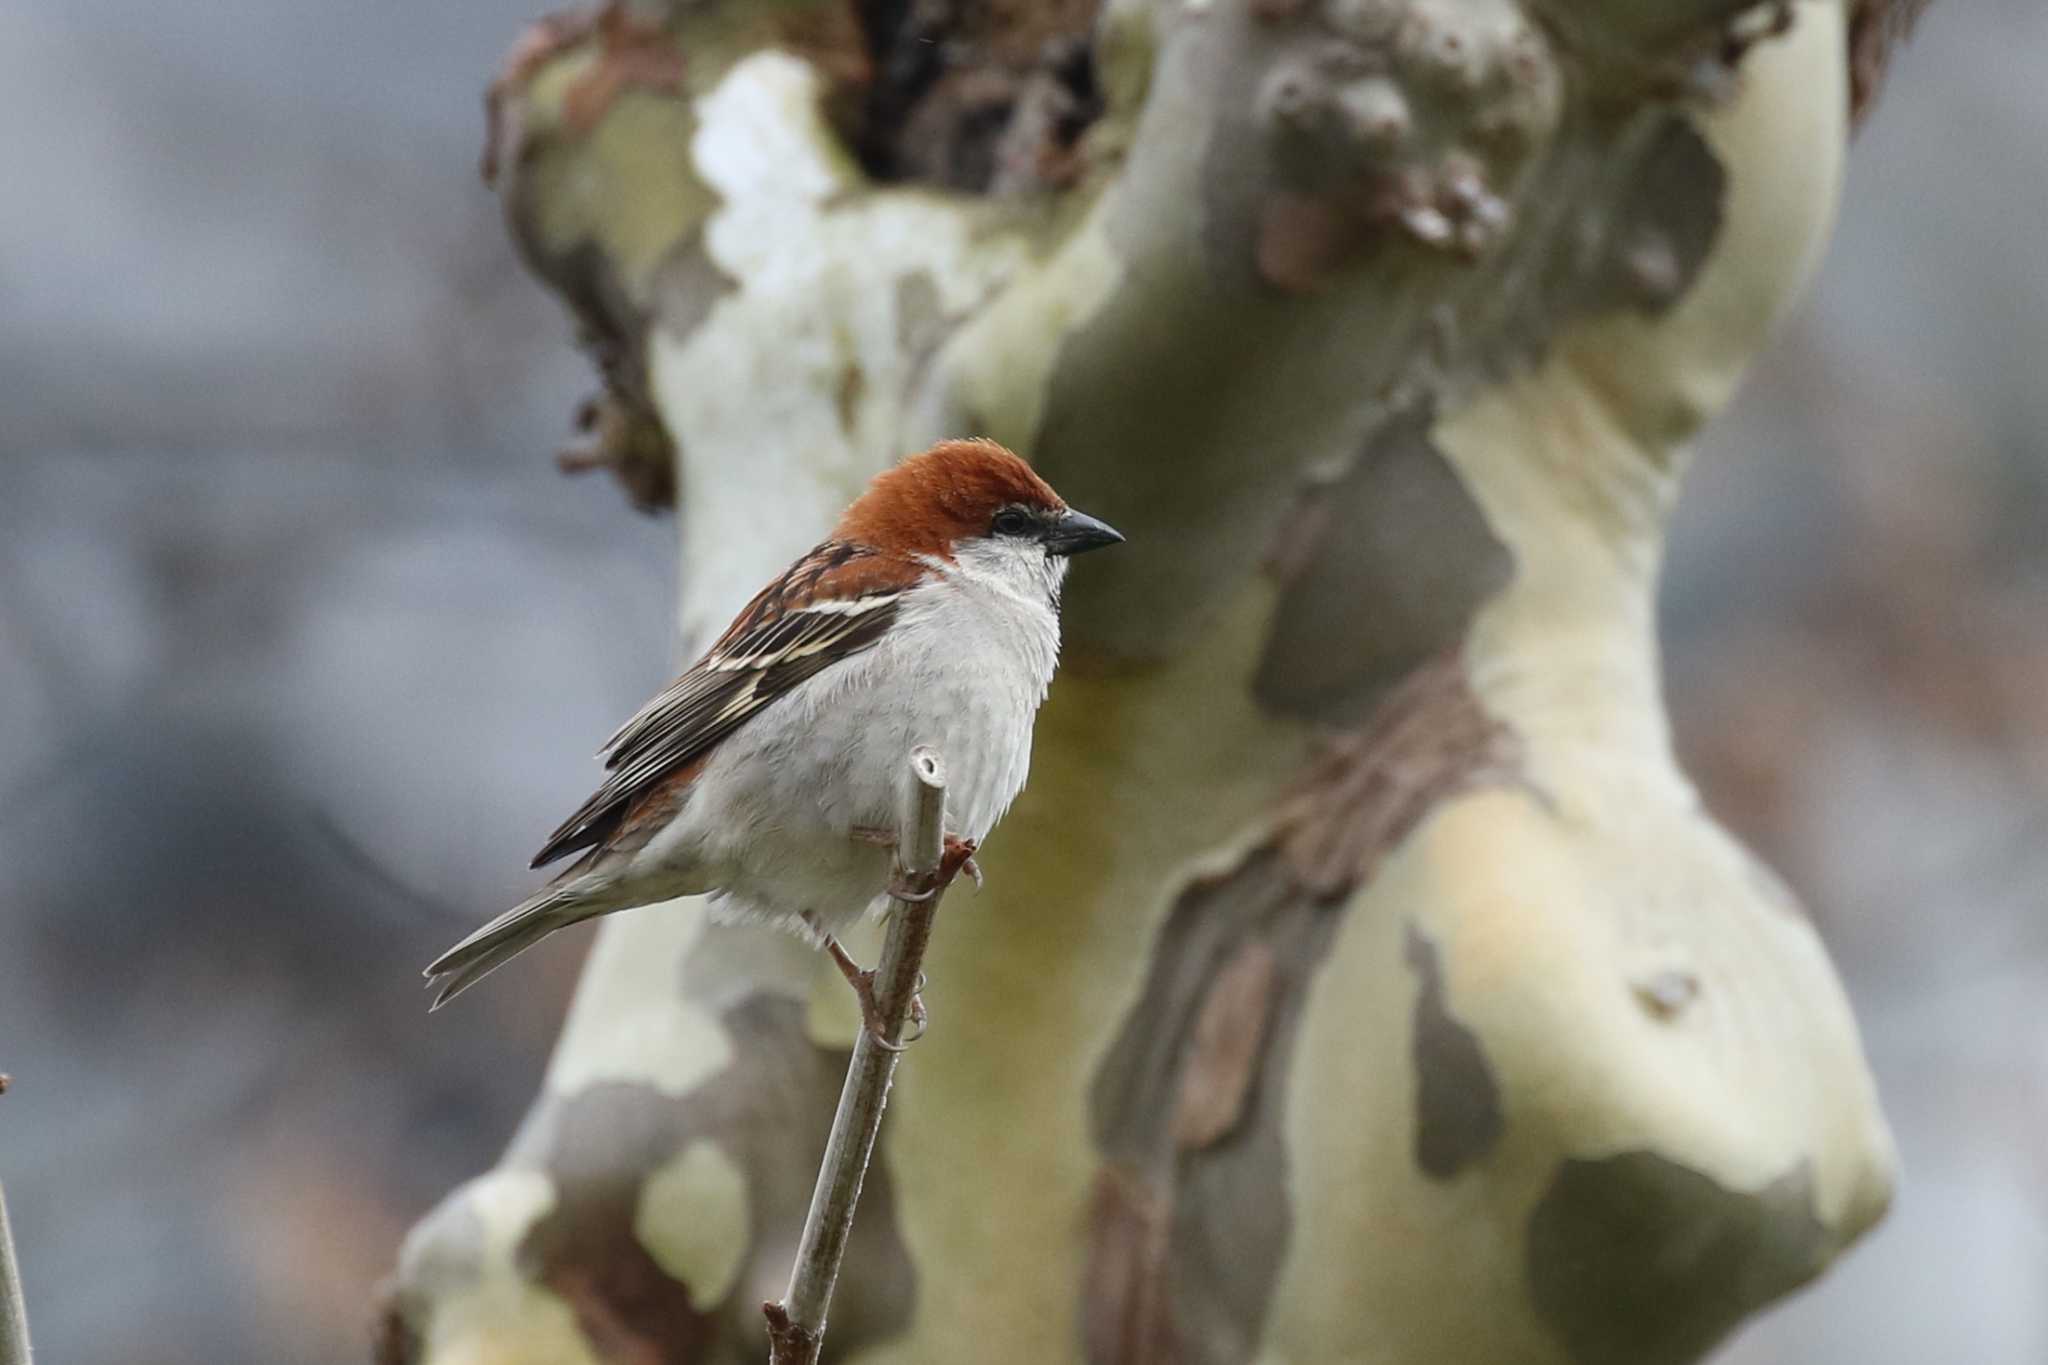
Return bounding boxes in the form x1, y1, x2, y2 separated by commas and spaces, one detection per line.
381, 2, 1911, 1361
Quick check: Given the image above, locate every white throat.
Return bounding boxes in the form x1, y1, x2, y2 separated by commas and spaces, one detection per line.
930, 537, 1068, 611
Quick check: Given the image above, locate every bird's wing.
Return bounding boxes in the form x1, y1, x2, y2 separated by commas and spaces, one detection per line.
530, 540, 911, 868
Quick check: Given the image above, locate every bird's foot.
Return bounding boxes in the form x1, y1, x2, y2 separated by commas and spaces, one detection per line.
905, 986, 928, 1043
817, 929, 923, 1051
943, 834, 982, 891
885, 834, 980, 901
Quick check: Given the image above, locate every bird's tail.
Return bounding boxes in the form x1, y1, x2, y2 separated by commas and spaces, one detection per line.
424, 864, 631, 1010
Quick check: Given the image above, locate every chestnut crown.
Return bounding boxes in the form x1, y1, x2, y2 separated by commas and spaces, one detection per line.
836, 439, 1123, 559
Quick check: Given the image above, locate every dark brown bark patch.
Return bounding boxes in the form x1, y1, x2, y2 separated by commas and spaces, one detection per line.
1402, 923, 1505, 1179
1169, 938, 1278, 1150
1085, 846, 1337, 1365
821, 0, 1105, 193
1082, 1164, 1178, 1365
1274, 654, 1523, 899
1084, 655, 1521, 1364
1527, 1153, 1830, 1365
504, 994, 915, 1363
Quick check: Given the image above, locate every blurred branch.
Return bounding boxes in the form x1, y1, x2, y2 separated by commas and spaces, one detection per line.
764, 749, 953, 1365
0, 1179, 32, 1365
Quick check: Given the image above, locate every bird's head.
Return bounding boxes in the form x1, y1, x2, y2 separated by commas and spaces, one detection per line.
837, 440, 1124, 588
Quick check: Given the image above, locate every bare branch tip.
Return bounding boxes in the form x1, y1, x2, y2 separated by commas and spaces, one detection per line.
774, 743, 954, 1361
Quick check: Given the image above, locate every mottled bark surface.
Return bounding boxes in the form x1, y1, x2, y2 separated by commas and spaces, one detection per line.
1082, 656, 1520, 1365
385, 1, 1914, 1361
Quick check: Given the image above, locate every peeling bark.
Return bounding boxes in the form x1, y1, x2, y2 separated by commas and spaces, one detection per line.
386, 988, 914, 1363
390, 1, 1920, 1361
1084, 654, 1519, 1365
1271, 653, 1523, 896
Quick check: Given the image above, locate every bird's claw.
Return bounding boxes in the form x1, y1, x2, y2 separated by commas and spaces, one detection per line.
822, 835, 973, 1042
886, 874, 938, 903
819, 931, 922, 1051
871, 833, 978, 896
941, 834, 981, 890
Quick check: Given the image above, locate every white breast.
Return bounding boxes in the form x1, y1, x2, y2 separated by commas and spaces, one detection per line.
650, 537, 1063, 934
884, 539, 1064, 838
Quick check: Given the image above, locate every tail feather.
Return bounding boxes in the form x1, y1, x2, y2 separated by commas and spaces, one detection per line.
424, 874, 626, 1010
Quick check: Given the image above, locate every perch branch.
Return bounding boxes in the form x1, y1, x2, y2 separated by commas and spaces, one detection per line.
763, 747, 953, 1365
0, 1180, 31, 1365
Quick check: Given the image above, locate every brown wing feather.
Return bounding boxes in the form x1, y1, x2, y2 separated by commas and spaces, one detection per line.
529, 541, 911, 869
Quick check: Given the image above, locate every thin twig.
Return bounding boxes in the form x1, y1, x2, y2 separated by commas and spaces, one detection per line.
763, 747, 952, 1365
0, 1180, 32, 1365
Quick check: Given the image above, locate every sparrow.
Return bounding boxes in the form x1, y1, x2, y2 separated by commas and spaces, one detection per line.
425, 437, 1122, 1015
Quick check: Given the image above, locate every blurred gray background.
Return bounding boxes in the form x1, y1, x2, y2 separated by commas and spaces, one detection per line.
1, 2, 2042, 1361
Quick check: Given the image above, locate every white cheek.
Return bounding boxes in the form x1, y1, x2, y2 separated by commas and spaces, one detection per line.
949, 537, 1057, 601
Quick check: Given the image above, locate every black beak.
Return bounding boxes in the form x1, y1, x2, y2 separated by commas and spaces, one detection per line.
1044, 507, 1125, 557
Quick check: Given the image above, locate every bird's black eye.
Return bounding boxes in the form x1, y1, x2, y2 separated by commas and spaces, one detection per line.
991, 507, 1035, 537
